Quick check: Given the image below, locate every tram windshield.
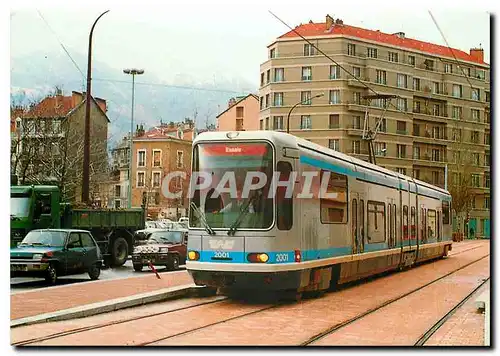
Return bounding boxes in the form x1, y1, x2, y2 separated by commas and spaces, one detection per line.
189, 142, 274, 230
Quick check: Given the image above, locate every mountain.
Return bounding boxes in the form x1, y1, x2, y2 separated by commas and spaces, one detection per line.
10, 50, 258, 148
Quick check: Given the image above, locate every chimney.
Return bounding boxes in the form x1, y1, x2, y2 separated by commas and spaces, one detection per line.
335, 18, 343, 26
470, 47, 484, 62
393, 32, 405, 39
228, 97, 236, 108
326, 14, 334, 29
95, 98, 107, 113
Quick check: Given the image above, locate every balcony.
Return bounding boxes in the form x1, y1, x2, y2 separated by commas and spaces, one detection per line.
347, 79, 368, 88
347, 128, 363, 137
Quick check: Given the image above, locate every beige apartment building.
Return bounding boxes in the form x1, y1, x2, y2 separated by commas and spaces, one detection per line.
259, 15, 490, 237
216, 94, 260, 131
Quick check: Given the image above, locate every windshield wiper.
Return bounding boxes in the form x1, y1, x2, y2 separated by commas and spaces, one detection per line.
227, 194, 258, 236
30, 242, 50, 246
190, 202, 215, 235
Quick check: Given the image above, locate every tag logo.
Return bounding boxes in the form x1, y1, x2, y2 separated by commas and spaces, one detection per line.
209, 239, 235, 250
225, 147, 242, 153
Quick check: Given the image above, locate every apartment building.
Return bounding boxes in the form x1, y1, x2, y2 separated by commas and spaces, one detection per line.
131, 126, 192, 220
259, 15, 490, 237
216, 94, 260, 131
109, 136, 131, 208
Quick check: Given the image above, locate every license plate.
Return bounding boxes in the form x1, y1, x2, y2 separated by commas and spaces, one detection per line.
11, 265, 27, 272
143, 259, 156, 264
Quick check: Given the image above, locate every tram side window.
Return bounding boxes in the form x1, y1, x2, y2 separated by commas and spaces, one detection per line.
421, 208, 427, 243
320, 170, 348, 224
410, 207, 416, 240
276, 161, 293, 230
442, 201, 450, 225
403, 205, 409, 240
437, 211, 441, 239
427, 209, 437, 240
367, 201, 385, 243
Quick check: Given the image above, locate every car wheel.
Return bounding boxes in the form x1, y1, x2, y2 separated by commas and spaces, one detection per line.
112, 237, 128, 267
45, 264, 57, 285
88, 264, 101, 280
169, 255, 180, 270
133, 264, 143, 272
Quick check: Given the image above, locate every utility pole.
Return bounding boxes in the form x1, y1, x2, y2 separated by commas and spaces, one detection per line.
82, 10, 109, 205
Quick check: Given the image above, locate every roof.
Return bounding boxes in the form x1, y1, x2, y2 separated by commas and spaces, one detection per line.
277, 22, 488, 66
216, 94, 259, 119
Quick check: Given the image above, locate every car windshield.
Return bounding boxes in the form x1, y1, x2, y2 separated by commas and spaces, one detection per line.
20, 230, 66, 247
148, 231, 182, 244
11, 197, 31, 218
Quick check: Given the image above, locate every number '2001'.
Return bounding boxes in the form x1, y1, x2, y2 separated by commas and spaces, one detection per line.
275, 253, 289, 262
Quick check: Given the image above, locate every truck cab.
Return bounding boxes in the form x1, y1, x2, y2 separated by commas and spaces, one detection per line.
10, 185, 61, 247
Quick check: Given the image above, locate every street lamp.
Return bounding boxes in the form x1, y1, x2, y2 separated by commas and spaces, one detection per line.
123, 68, 144, 208
82, 10, 109, 205
286, 93, 324, 134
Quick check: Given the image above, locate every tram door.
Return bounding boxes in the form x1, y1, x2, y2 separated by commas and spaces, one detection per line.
351, 193, 364, 254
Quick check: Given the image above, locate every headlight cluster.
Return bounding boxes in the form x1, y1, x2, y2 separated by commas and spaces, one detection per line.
159, 247, 169, 253
33, 254, 43, 260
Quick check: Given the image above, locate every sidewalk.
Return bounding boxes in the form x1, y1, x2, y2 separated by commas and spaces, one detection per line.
11, 271, 192, 321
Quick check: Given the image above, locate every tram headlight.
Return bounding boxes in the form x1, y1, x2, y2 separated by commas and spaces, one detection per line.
247, 253, 269, 263
188, 251, 200, 261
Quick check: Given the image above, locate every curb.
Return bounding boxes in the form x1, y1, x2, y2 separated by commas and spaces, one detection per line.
11, 284, 214, 328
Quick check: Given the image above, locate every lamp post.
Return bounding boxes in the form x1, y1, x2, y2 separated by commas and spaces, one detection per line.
286, 93, 324, 134
123, 68, 144, 208
82, 10, 109, 205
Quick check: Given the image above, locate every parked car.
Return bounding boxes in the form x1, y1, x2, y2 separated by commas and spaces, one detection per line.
133, 228, 165, 246
131, 229, 188, 272
10, 229, 103, 284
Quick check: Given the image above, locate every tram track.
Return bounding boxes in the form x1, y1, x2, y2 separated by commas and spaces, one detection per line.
302, 254, 489, 346
13, 243, 488, 346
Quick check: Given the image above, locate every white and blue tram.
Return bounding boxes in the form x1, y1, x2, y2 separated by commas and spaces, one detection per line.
186, 131, 452, 295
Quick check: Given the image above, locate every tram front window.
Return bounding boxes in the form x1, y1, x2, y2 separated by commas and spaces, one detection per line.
190, 142, 274, 230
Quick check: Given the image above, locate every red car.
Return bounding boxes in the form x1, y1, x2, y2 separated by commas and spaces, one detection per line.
131, 229, 188, 271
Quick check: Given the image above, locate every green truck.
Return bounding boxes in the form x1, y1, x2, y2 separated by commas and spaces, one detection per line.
10, 185, 145, 267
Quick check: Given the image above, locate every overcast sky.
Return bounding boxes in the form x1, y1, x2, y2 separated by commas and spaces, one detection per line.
10, 1, 492, 90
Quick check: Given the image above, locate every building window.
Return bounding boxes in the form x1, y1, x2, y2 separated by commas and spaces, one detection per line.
353, 92, 361, 105
414, 169, 420, 179
408, 55, 415, 66
353, 66, 361, 78
259, 120, 263, 130
486, 91, 490, 102
265, 94, 270, 108
477, 69, 485, 80
300, 115, 311, 130
433, 82, 440, 94
330, 65, 341, 79
472, 88, 480, 101
115, 185, 121, 198
302, 66, 312, 81
269, 48, 276, 58
433, 104, 440, 117
376, 70, 387, 85
413, 146, 420, 159
471, 131, 479, 144
396, 98, 408, 111
473, 153, 480, 166
484, 133, 490, 145
236, 106, 244, 118
274, 68, 284, 82
413, 123, 420, 136
413, 101, 421, 114
432, 149, 441, 162
266, 70, 270, 84
413, 78, 420, 91
273, 92, 283, 106
301, 91, 312, 105
484, 173, 490, 188
452, 106, 462, 119
329, 139, 339, 151
397, 120, 407, 134
152, 172, 161, 188
397, 145, 406, 158
176, 151, 184, 168
152, 149, 161, 167
452, 84, 463, 98
137, 172, 145, 188
471, 174, 480, 187
397, 74, 407, 88
304, 44, 314, 56
352, 140, 360, 154
388, 52, 399, 62
444, 63, 452, 73
367, 201, 386, 243
432, 126, 441, 139
347, 43, 356, 56
330, 90, 340, 104
452, 151, 460, 163
432, 172, 440, 185
484, 196, 490, 209
137, 150, 146, 167
273, 116, 284, 130
484, 154, 490, 167
329, 114, 339, 129
396, 168, 407, 175
260, 73, 264, 87
353, 115, 361, 129
375, 142, 386, 156
471, 109, 480, 121
367, 47, 378, 58
265, 117, 269, 130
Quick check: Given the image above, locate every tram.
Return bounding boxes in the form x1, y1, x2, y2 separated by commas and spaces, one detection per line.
186, 131, 452, 296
